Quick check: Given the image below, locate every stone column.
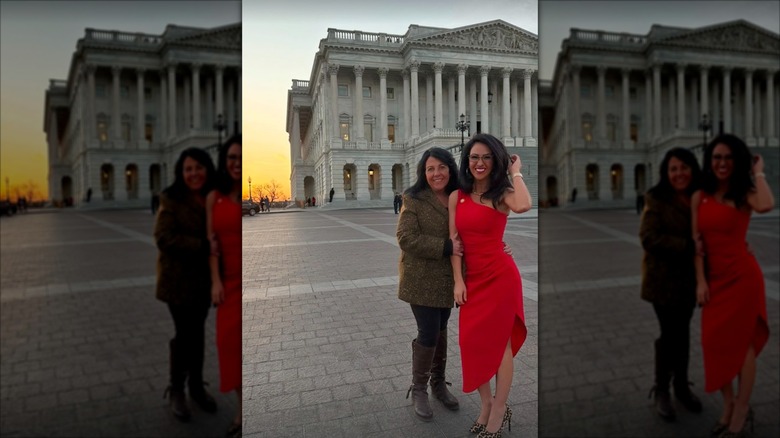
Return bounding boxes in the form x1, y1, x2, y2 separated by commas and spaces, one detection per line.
745, 68, 753, 140
458, 64, 469, 121
511, 79, 520, 137
532, 77, 538, 139
723, 67, 732, 132
112, 66, 121, 142
329, 64, 340, 139
215, 64, 224, 123
572, 65, 581, 141
700, 65, 709, 121
523, 69, 533, 143
354, 65, 365, 139
402, 69, 410, 140
433, 62, 444, 128
192, 63, 201, 129
677, 63, 686, 130
767, 69, 776, 140
136, 68, 145, 147
237, 68, 242, 133
183, 77, 191, 132
292, 105, 301, 161
159, 71, 167, 143
378, 67, 388, 141
480, 66, 490, 134
86, 64, 96, 144
502, 67, 512, 138
653, 64, 662, 138
226, 79, 235, 134
448, 74, 456, 128
205, 80, 213, 129
645, 69, 652, 142
668, 75, 676, 131
410, 59, 421, 137
426, 74, 434, 132
470, 77, 478, 128
596, 66, 606, 142
167, 63, 177, 139
621, 68, 631, 146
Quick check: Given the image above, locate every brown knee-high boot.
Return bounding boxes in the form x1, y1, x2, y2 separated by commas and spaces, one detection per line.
430, 330, 459, 410
406, 339, 435, 420
164, 338, 191, 421
650, 338, 675, 420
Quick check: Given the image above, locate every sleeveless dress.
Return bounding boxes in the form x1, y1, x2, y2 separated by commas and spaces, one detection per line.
697, 193, 769, 392
212, 193, 242, 392
455, 190, 527, 393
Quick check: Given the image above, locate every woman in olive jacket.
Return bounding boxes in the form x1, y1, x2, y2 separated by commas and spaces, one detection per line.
640, 147, 703, 421
397, 147, 463, 421
155, 147, 217, 421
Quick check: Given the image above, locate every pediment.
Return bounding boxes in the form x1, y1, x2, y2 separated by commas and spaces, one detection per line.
171, 24, 241, 49
413, 21, 538, 53
658, 21, 779, 53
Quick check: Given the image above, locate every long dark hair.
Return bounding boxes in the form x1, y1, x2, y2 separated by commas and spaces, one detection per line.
405, 147, 459, 199
647, 147, 701, 200
458, 133, 512, 209
215, 134, 241, 195
701, 134, 754, 207
162, 147, 215, 200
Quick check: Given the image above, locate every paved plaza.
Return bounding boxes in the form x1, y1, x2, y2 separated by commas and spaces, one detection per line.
0, 210, 238, 437
242, 208, 539, 437
538, 209, 780, 437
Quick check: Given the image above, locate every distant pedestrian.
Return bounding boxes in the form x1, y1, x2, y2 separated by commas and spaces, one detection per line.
636, 193, 645, 214
151, 193, 160, 215
154, 147, 217, 421
206, 135, 242, 437
393, 193, 402, 214
263, 196, 270, 212
312, 196, 316, 207
86, 188, 93, 203
329, 187, 335, 203
571, 187, 578, 203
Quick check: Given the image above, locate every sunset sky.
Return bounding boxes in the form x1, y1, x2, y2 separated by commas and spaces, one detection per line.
243, 0, 538, 201
0, 1, 239, 201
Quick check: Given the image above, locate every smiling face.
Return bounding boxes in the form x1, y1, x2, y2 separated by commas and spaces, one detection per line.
711, 143, 734, 181
183, 157, 207, 192
425, 156, 450, 194
226, 143, 241, 182
468, 142, 493, 183
667, 156, 692, 193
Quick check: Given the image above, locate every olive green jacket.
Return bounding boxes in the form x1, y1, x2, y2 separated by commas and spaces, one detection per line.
639, 191, 696, 307
154, 192, 211, 306
397, 189, 454, 308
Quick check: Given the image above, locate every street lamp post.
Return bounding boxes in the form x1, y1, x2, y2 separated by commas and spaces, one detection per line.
698, 113, 711, 153
456, 114, 470, 150
213, 114, 225, 151
5, 177, 8, 202
248, 176, 252, 202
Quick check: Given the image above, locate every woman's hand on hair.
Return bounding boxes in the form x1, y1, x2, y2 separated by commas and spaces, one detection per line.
752, 154, 764, 174
509, 154, 522, 174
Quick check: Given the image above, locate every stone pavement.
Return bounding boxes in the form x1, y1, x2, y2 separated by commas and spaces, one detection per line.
243, 208, 538, 437
538, 209, 780, 437
0, 210, 238, 437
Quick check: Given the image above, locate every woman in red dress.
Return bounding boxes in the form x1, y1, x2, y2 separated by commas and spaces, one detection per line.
207, 135, 242, 438
692, 134, 774, 437
449, 134, 532, 438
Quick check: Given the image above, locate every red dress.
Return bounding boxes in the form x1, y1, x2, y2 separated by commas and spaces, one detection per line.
212, 194, 242, 392
697, 193, 769, 392
455, 190, 527, 393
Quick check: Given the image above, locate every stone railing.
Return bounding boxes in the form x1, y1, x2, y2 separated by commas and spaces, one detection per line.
569, 29, 647, 46
49, 79, 68, 89
326, 28, 405, 46
84, 28, 162, 46
367, 142, 381, 150
343, 141, 358, 149
292, 79, 310, 90
391, 142, 405, 150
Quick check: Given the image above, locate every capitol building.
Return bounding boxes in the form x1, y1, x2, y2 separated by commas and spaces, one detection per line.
44, 23, 241, 207
539, 20, 780, 208
286, 20, 539, 207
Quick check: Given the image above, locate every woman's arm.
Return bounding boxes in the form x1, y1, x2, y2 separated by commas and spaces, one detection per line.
747, 154, 775, 213
396, 195, 451, 259
502, 154, 532, 214
691, 191, 708, 306
154, 195, 208, 254
449, 191, 467, 305
206, 191, 224, 305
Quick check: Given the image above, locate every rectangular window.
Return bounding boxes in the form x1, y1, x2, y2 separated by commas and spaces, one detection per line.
144, 87, 153, 100
145, 123, 153, 142
629, 87, 638, 99
120, 85, 130, 99
364, 123, 373, 142
630, 123, 638, 142
582, 122, 592, 142
580, 85, 591, 98
340, 122, 350, 141
388, 125, 395, 143
338, 84, 349, 97
97, 122, 108, 142
605, 86, 615, 97
363, 86, 372, 98
96, 85, 107, 98
122, 122, 131, 141
607, 122, 616, 141
387, 88, 395, 99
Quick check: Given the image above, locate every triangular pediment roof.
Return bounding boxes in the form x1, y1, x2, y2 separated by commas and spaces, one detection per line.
169, 23, 241, 49
655, 20, 779, 53
410, 20, 538, 54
